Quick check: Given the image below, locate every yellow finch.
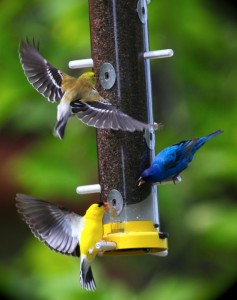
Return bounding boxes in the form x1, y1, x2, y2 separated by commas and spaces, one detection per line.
16, 193, 109, 291
19, 40, 151, 139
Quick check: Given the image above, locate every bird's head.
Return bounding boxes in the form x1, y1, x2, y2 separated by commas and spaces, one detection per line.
136, 167, 152, 186
136, 165, 162, 186
79, 72, 96, 86
85, 202, 110, 220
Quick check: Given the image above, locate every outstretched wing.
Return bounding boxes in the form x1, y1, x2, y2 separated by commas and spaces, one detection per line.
16, 194, 83, 257
19, 39, 64, 102
71, 99, 149, 132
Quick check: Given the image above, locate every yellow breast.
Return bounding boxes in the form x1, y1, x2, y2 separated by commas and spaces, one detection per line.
80, 218, 103, 261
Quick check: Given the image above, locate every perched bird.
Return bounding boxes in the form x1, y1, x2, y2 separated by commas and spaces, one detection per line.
19, 40, 152, 139
16, 193, 109, 291
137, 130, 223, 185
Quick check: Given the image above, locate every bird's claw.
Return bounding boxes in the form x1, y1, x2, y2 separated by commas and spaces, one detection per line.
88, 248, 94, 255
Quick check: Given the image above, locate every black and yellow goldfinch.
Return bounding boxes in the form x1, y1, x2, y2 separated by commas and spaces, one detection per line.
16, 194, 109, 291
19, 40, 152, 139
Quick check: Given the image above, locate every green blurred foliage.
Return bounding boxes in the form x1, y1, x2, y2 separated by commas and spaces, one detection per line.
0, 0, 237, 299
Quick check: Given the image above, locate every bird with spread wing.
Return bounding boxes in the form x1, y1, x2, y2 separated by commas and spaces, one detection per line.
19, 40, 153, 139
16, 193, 109, 291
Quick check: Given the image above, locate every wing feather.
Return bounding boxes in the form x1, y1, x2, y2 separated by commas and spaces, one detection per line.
16, 194, 83, 257
71, 100, 149, 132
19, 40, 64, 102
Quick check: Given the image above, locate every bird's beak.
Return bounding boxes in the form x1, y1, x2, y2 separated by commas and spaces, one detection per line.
136, 178, 145, 186
103, 202, 110, 210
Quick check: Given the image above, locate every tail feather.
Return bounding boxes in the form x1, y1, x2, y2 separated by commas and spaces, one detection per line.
80, 256, 96, 291
53, 118, 67, 140
194, 129, 223, 151
54, 110, 72, 139
54, 101, 72, 139
206, 129, 224, 140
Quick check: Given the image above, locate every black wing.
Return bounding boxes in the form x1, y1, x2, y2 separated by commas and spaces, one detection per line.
19, 39, 64, 102
71, 99, 149, 132
16, 194, 82, 257
172, 139, 197, 164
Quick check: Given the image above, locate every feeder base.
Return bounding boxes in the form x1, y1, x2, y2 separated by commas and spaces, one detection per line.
101, 220, 168, 256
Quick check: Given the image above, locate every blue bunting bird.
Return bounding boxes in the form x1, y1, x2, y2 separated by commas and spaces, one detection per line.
19, 40, 152, 139
16, 194, 110, 291
137, 130, 223, 185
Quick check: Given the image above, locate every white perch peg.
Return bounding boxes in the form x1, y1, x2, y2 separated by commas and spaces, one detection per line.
68, 58, 93, 69
96, 241, 117, 251
151, 250, 168, 257
76, 184, 101, 195
144, 49, 174, 60
156, 175, 182, 185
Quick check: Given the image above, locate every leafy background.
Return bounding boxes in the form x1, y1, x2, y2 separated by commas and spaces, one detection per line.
0, 0, 236, 299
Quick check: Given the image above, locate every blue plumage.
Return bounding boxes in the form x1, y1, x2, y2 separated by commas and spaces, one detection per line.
137, 130, 223, 185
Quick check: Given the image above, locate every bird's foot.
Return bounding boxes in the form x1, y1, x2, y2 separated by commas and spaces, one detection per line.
88, 247, 95, 255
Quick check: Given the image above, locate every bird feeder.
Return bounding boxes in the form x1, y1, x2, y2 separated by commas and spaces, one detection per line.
72, 0, 173, 256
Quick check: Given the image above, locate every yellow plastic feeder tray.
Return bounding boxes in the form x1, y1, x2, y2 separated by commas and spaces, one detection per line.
99, 189, 168, 256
